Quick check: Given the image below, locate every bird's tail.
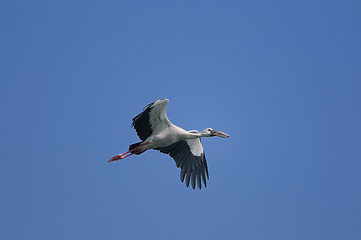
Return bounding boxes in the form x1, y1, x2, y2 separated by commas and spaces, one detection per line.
129, 142, 146, 155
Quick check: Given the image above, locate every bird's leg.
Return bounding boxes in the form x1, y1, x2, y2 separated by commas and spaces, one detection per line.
108, 152, 128, 162
108, 151, 140, 162
108, 142, 150, 163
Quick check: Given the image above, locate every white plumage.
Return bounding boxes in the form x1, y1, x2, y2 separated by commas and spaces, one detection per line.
109, 99, 230, 189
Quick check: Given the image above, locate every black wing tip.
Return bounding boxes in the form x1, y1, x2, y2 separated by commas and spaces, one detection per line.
180, 170, 208, 190
131, 102, 153, 141
167, 141, 209, 190
142, 101, 155, 111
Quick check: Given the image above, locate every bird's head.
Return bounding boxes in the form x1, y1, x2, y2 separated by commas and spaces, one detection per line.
201, 128, 230, 138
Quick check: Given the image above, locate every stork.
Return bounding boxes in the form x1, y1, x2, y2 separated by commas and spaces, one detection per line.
108, 99, 230, 189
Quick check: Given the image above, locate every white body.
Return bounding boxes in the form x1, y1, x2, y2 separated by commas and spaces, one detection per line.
111, 99, 229, 189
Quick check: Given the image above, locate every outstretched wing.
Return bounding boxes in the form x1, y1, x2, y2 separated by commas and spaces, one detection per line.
156, 139, 209, 190
131, 99, 171, 141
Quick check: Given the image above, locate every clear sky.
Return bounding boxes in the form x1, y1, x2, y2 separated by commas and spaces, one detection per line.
1, 1, 360, 239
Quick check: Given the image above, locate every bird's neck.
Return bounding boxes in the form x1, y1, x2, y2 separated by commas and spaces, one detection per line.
183, 131, 207, 139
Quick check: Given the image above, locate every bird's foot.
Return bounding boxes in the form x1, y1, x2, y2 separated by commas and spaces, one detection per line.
108, 154, 125, 163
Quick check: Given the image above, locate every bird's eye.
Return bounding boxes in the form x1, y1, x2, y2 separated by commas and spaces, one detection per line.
208, 129, 212, 132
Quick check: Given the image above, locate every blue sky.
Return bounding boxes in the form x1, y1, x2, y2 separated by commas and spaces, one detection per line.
1, 0, 361, 239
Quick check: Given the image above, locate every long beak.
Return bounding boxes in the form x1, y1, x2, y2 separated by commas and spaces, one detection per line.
211, 129, 230, 138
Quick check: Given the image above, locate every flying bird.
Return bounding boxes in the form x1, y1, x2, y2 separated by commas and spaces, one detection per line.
108, 99, 230, 189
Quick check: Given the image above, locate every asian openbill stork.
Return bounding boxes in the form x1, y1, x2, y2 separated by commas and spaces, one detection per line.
108, 99, 230, 189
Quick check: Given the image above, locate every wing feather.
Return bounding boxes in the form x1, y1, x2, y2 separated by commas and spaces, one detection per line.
156, 139, 209, 190
191, 168, 196, 189
180, 168, 187, 183
197, 168, 202, 189
132, 99, 170, 141
185, 168, 191, 187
